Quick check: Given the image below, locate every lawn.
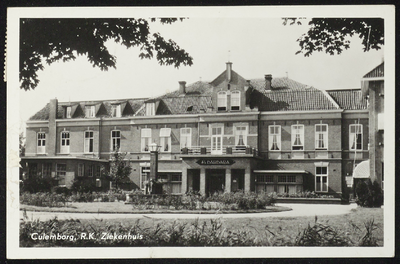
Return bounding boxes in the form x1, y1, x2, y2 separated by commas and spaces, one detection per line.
75, 206, 383, 246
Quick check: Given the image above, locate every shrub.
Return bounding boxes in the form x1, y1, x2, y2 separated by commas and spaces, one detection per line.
355, 179, 383, 207
20, 177, 55, 193
71, 178, 97, 193
20, 192, 68, 207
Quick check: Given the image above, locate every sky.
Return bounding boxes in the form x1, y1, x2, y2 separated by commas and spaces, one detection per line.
18, 16, 384, 133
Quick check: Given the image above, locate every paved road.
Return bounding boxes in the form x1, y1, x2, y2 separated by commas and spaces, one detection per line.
20, 203, 358, 221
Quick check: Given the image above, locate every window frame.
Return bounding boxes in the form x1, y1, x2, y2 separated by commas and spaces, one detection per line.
180, 127, 192, 149
37, 132, 46, 154
66, 106, 72, 118
233, 123, 248, 147
145, 102, 155, 116
88, 164, 94, 177
111, 104, 122, 117
111, 130, 121, 151
141, 128, 152, 152
85, 105, 96, 118
42, 163, 52, 178
60, 131, 70, 154
315, 166, 328, 192
159, 128, 172, 152
349, 124, 363, 151
315, 124, 328, 150
230, 90, 241, 111
56, 163, 67, 185
140, 166, 150, 190
217, 91, 227, 111
78, 163, 84, 177
269, 125, 281, 151
84, 130, 94, 153
291, 124, 304, 151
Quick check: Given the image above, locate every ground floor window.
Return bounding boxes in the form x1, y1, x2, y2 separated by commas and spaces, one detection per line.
56, 164, 66, 185
140, 166, 150, 190
158, 173, 182, 194
255, 174, 303, 194
315, 166, 328, 192
42, 163, 52, 178
78, 164, 84, 177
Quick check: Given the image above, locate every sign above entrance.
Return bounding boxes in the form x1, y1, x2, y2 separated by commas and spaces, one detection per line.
196, 158, 236, 166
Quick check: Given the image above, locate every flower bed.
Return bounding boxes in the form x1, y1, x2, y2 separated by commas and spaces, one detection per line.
127, 191, 275, 211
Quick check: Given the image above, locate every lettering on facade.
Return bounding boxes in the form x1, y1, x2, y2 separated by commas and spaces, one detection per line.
196, 159, 235, 165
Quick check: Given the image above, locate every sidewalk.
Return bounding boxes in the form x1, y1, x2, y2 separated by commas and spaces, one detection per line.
20, 203, 358, 221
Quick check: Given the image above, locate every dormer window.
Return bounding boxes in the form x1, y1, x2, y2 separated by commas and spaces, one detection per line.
66, 107, 71, 118
231, 91, 240, 111
111, 104, 121, 117
85, 105, 95, 118
217, 91, 227, 111
146, 102, 155, 116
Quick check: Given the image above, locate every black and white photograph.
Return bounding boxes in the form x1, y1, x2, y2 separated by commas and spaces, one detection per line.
6, 6, 395, 259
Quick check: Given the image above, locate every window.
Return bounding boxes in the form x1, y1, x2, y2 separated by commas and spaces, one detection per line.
42, 163, 52, 177
85, 105, 96, 118
88, 164, 94, 177
269, 125, 281, 151
211, 125, 223, 154
96, 166, 101, 177
256, 175, 274, 183
231, 91, 240, 110
141, 128, 152, 152
78, 164, 84, 177
315, 166, 328, 192
160, 128, 171, 152
66, 107, 71, 118
145, 102, 155, 116
60, 131, 70, 154
111, 130, 121, 151
96, 179, 102, 187
180, 128, 192, 149
350, 124, 363, 150
140, 166, 150, 190
84, 131, 94, 153
56, 164, 66, 185
111, 104, 121, 117
315, 124, 328, 150
217, 91, 227, 111
29, 163, 38, 178
291, 125, 304, 150
278, 175, 297, 183
234, 125, 248, 147
37, 132, 46, 154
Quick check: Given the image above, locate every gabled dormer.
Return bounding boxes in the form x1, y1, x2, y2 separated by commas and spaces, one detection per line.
210, 62, 249, 113
62, 103, 82, 119
144, 99, 160, 116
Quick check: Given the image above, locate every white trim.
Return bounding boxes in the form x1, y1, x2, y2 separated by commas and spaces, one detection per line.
349, 124, 363, 151
315, 165, 329, 193
315, 124, 328, 150
361, 77, 384, 81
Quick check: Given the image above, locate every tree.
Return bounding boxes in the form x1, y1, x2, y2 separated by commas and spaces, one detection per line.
106, 148, 132, 190
282, 18, 384, 56
20, 18, 193, 90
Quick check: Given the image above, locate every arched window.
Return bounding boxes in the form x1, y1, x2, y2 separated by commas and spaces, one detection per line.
217, 91, 227, 111
231, 91, 240, 110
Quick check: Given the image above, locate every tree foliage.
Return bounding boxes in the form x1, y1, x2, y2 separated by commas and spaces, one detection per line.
106, 148, 132, 189
20, 18, 193, 90
282, 18, 384, 56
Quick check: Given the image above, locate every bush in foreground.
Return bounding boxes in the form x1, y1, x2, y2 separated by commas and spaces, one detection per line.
20, 216, 381, 247
355, 179, 383, 207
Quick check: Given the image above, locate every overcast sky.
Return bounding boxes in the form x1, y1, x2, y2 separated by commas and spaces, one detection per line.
18, 15, 384, 132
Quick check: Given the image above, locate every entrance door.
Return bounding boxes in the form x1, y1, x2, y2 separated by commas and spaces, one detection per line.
211, 126, 223, 154
231, 169, 245, 192
187, 169, 200, 192
206, 169, 225, 195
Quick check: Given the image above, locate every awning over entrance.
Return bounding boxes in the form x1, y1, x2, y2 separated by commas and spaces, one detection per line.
353, 160, 370, 178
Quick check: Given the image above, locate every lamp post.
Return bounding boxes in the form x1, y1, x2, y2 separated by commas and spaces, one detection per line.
148, 142, 161, 194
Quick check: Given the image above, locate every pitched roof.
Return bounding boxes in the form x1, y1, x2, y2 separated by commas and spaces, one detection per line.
29, 98, 147, 120
259, 90, 339, 111
363, 62, 384, 78
158, 81, 213, 98
250, 77, 317, 92
327, 89, 368, 110
157, 96, 212, 115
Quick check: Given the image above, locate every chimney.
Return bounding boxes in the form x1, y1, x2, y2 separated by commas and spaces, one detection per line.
226, 62, 232, 82
179, 81, 186, 94
48, 98, 58, 156
264, 74, 272, 90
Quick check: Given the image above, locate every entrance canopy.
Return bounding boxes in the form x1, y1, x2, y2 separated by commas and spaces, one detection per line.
353, 160, 370, 178
253, 170, 308, 174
